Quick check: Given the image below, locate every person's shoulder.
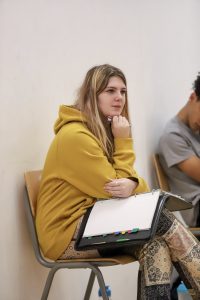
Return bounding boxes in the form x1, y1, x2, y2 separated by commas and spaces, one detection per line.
160, 117, 188, 144
58, 121, 89, 136
163, 116, 182, 135
159, 117, 183, 149
163, 116, 195, 144
58, 121, 98, 146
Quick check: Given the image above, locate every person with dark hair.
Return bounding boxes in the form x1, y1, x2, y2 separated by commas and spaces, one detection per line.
159, 73, 200, 227
36, 65, 200, 299
193, 73, 200, 99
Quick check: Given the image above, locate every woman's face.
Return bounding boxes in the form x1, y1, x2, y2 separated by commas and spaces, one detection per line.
97, 76, 126, 118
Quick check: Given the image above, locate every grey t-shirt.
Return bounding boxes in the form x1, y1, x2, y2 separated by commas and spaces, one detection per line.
158, 116, 200, 224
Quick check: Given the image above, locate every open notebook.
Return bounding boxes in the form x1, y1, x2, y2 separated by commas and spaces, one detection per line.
75, 189, 192, 250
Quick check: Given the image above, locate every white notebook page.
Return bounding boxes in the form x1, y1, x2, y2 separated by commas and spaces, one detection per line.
83, 190, 161, 237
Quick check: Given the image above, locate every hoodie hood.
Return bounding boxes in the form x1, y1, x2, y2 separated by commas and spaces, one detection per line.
54, 105, 86, 134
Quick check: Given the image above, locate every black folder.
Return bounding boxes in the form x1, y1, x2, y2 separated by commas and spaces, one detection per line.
75, 190, 192, 251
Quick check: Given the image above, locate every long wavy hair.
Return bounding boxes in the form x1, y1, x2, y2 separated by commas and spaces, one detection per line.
74, 64, 131, 160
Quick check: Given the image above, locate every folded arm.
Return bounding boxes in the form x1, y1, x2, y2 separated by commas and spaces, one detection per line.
178, 156, 200, 183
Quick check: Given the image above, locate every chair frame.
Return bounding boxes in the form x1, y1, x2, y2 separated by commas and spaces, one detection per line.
24, 171, 135, 300
24, 186, 119, 300
152, 154, 200, 237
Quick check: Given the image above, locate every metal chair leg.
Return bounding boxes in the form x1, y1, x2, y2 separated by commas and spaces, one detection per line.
41, 267, 58, 300
41, 264, 109, 300
83, 270, 96, 300
90, 266, 109, 300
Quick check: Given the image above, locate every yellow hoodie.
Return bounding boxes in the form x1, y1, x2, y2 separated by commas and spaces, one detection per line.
36, 105, 149, 260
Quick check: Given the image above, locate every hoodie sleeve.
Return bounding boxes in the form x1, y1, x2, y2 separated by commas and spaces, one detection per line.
57, 124, 149, 198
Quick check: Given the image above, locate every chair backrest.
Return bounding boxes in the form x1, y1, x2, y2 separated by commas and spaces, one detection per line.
152, 154, 170, 191
24, 170, 50, 266
24, 170, 42, 217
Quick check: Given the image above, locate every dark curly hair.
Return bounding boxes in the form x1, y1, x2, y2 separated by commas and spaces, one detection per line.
193, 72, 200, 100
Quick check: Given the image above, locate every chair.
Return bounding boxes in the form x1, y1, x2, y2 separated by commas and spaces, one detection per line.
152, 154, 200, 238
24, 170, 135, 300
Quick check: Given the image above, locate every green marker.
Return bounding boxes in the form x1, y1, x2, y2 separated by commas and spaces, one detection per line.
116, 238, 130, 242
131, 228, 139, 233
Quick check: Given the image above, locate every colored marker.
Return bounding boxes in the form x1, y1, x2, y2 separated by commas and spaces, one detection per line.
114, 231, 120, 235
93, 242, 106, 245
131, 228, 139, 233
116, 238, 130, 242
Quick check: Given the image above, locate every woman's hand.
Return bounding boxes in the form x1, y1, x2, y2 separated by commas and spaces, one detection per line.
111, 116, 131, 138
104, 178, 138, 198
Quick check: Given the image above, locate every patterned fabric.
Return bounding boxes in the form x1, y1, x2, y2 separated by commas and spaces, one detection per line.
59, 240, 100, 259
137, 269, 170, 300
133, 208, 200, 299
138, 238, 172, 286
59, 216, 100, 260
59, 208, 200, 299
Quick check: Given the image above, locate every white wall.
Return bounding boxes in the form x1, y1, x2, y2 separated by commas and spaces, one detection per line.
0, 0, 200, 299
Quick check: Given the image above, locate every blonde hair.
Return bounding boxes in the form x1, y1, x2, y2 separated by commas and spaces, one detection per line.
74, 64, 131, 160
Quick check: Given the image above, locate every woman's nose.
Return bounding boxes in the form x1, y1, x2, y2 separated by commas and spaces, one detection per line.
115, 91, 122, 101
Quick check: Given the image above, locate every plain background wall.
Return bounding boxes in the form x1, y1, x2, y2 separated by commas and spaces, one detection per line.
0, 0, 200, 299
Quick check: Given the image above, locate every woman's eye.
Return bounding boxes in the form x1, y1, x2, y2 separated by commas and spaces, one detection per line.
107, 89, 114, 93
105, 89, 126, 95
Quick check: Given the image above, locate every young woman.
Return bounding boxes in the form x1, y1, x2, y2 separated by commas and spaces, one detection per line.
36, 64, 200, 299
